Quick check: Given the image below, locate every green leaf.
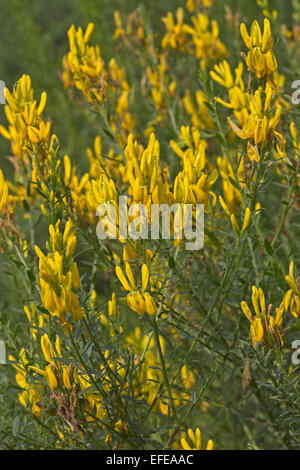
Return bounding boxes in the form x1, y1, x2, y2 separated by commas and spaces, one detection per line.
168, 256, 176, 270
264, 238, 273, 255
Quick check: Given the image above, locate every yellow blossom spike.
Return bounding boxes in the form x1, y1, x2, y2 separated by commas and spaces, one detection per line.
241, 301, 254, 322
240, 23, 252, 49
144, 293, 157, 316
62, 366, 71, 390
41, 334, 55, 363
206, 440, 214, 450
125, 262, 136, 290
219, 195, 231, 217
262, 19, 272, 52
230, 214, 240, 234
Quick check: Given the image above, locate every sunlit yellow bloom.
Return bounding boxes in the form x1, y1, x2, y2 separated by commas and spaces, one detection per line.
0, 169, 9, 214
63, 24, 135, 143
35, 221, 82, 326
228, 83, 285, 152
183, 90, 214, 130
217, 154, 244, 212
10, 350, 43, 416
162, 8, 188, 51
0, 74, 51, 164
241, 286, 284, 346
240, 19, 277, 79
145, 54, 177, 125
116, 262, 157, 316
283, 261, 300, 318
183, 13, 227, 69
171, 127, 218, 212
210, 61, 251, 129
181, 428, 213, 450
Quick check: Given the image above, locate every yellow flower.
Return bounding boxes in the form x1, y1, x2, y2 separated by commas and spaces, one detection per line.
116, 262, 157, 317
183, 13, 228, 69
41, 334, 57, 363
0, 74, 51, 164
183, 90, 214, 130
217, 154, 244, 212
171, 127, 217, 212
45, 365, 58, 390
29, 335, 77, 395
181, 428, 213, 450
283, 261, 300, 318
0, 169, 9, 214
241, 286, 284, 346
34, 221, 82, 326
63, 23, 106, 104
63, 23, 135, 144
108, 292, 117, 316
219, 196, 251, 236
228, 83, 284, 152
240, 19, 277, 79
210, 61, 251, 129
162, 8, 188, 51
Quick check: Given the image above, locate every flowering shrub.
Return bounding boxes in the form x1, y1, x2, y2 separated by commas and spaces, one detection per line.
0, 0, 300, 450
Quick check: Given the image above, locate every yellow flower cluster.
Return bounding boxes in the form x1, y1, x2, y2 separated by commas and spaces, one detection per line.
25, 332, 125, 430
2, 4, 300, 451
35, 220, 82, 329
24, 303, 48, 339
219, 196, 251, 237
283, 262, 300, 318
63, 23, 135, 143
86, 128, 216, 249
161, 10, 228, 70
186, 0, 213, 12
0, 74, 50, 164
126, 327, 199, 417
241, 286, 284, 347
181, 427, 213, 450
217, 154, 244, 213
240, 19, 277, 79
63, 23, 105, 103
63, 155, 90, 221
